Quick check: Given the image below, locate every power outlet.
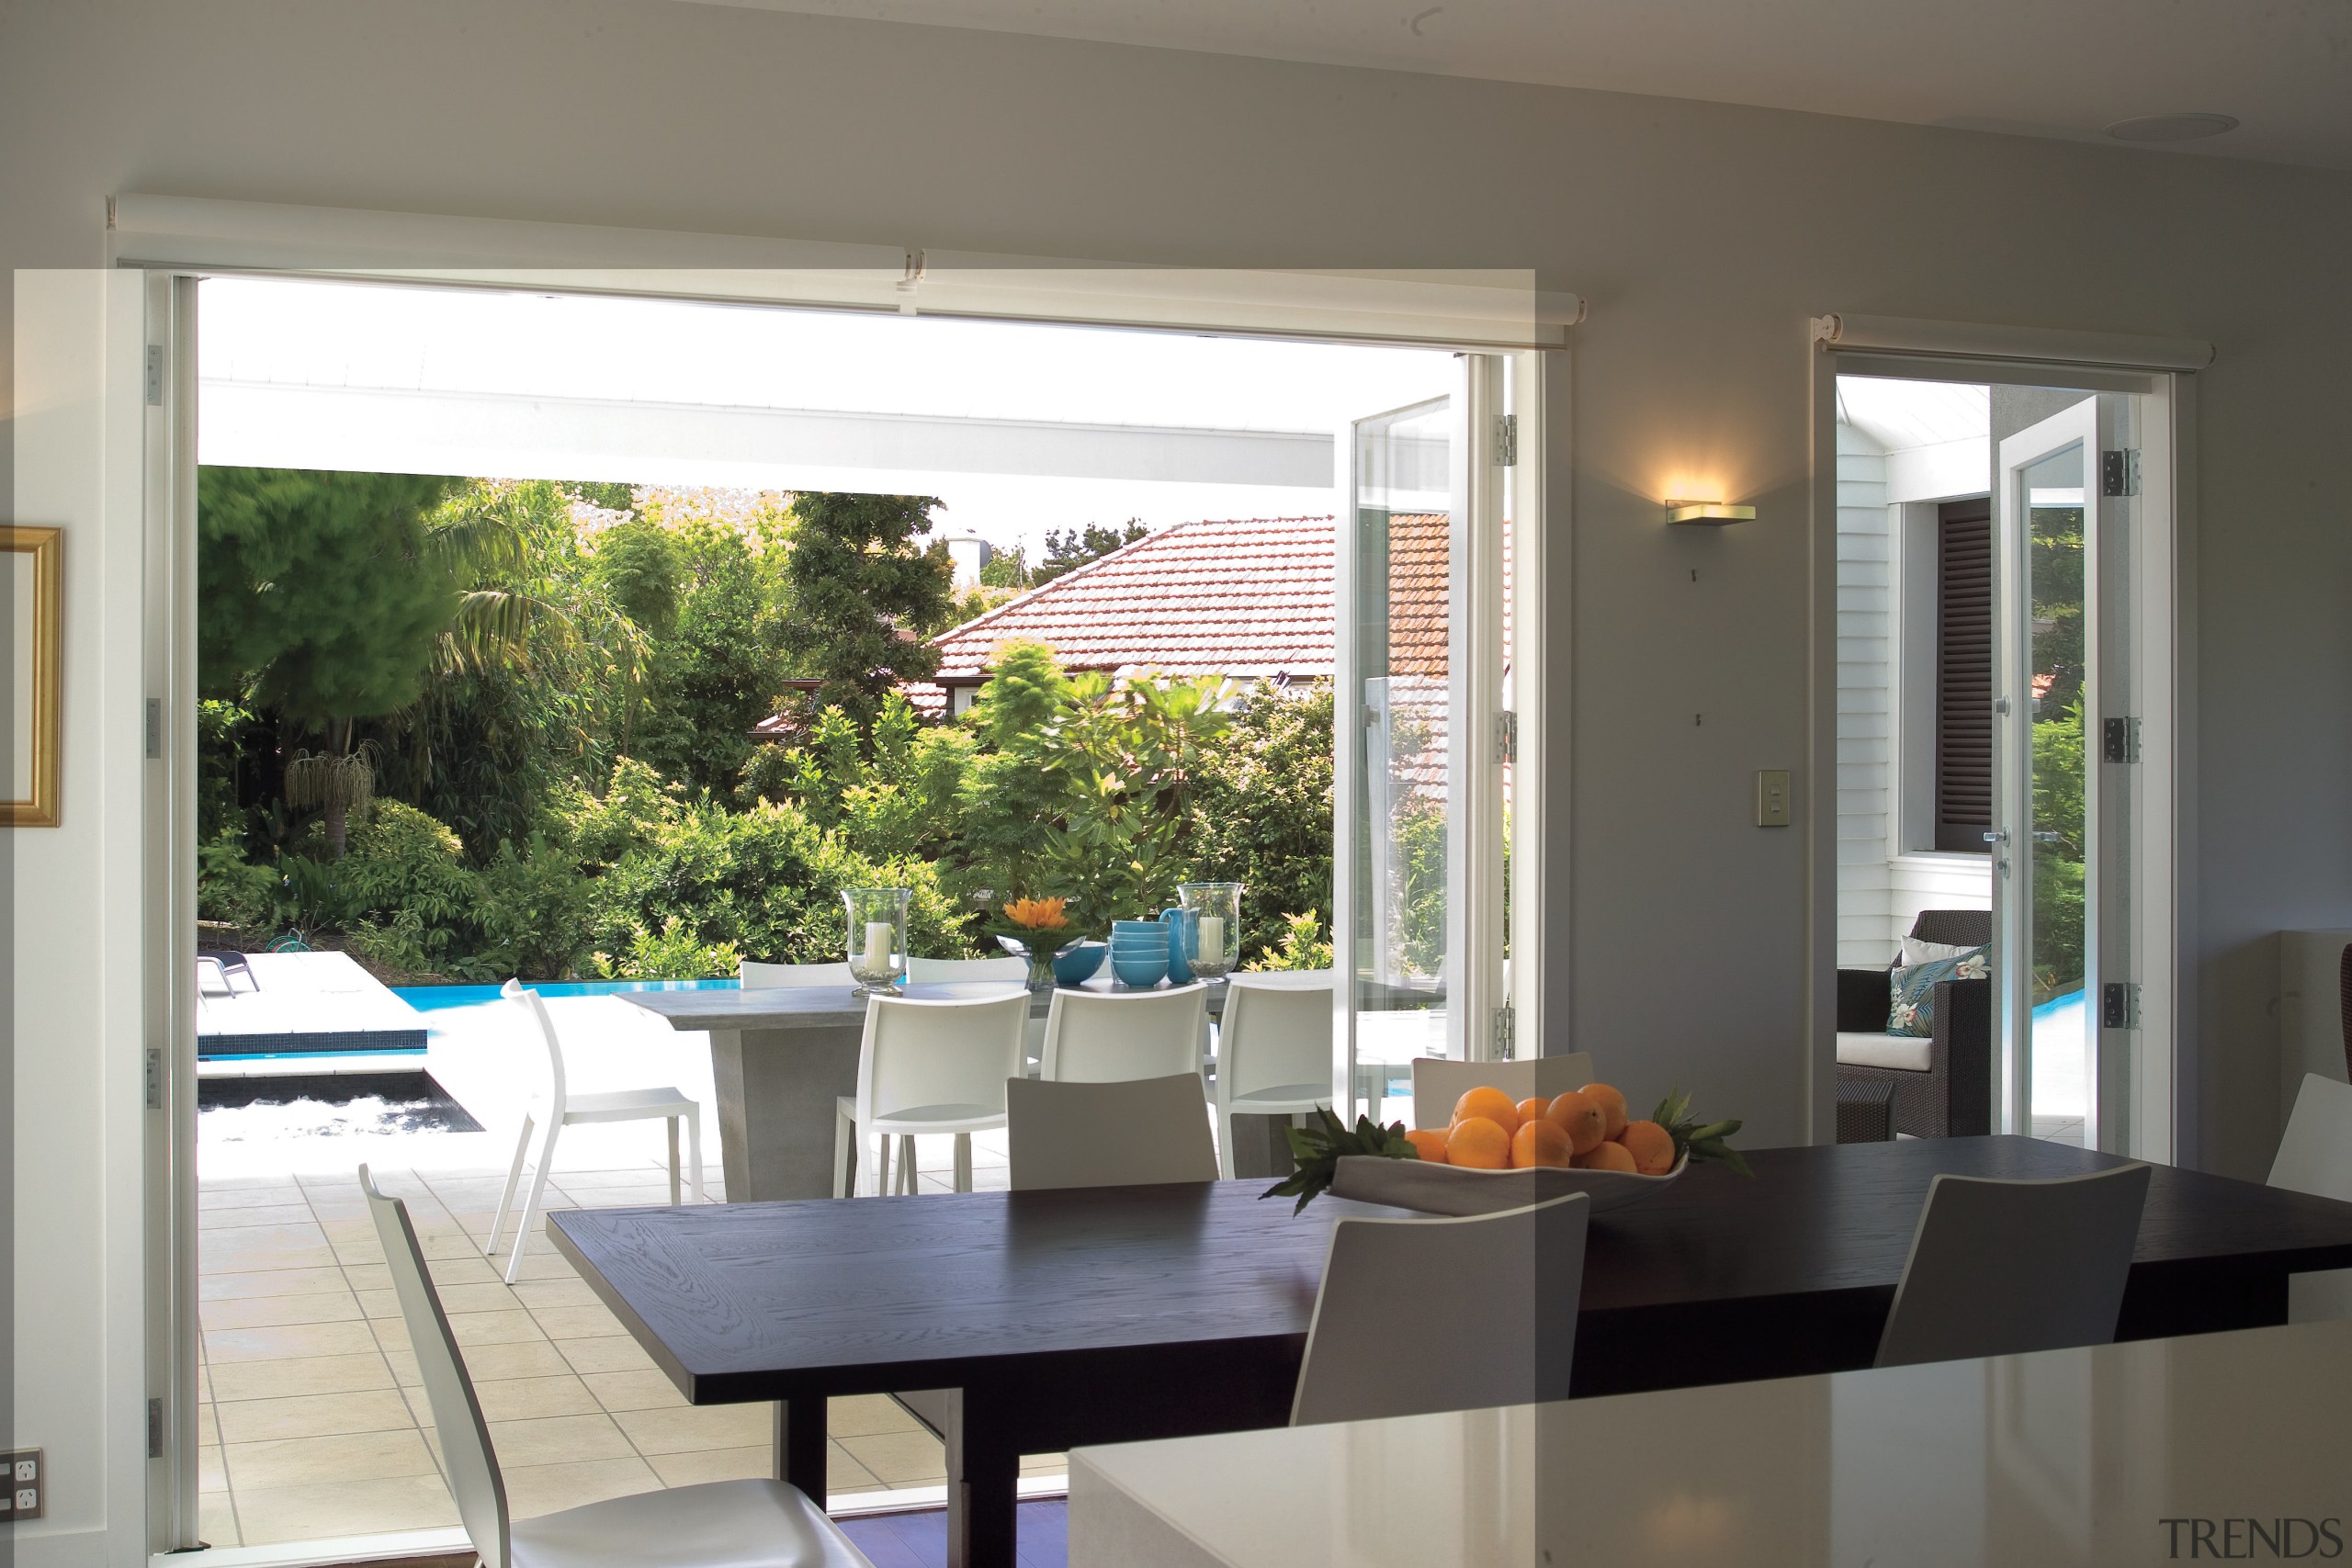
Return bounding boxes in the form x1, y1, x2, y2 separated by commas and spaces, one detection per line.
0, 1450, 43, 1521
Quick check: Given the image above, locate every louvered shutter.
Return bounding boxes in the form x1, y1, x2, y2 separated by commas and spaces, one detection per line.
1934, 500, 1994, 852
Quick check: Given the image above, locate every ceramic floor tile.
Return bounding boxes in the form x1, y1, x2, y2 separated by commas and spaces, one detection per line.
442, 1309, 548, 1348
207, 1320, 382, 1362
424, 1256, 504, 1289
1021, 1453, 1069, 1474
581, 1370, 687, 1412
827, 1393, 922, 1437
643, 1444, 772, 1487
500, 1456, 662, 1520
510, 1279, 601, 1311
209, 1352, 393, 1402
197, 1490, 240, 1548
381, 1347, 424, 1387
198, 1186, 307, 1211
450, 1338, 575, 1382
612, 1403, 775, 1456
224, 1427, 438, 1491
507, 1252, 585, 1283
198, 1265, 350, 1302
199, 1291, 363, 1330
198, 1444, 228, 1494
212, 1387, 418, 1444
198, 1204, 320, 1232
357, 1288, 403, 1320
435, 1281, 526, 1315
555, 1335, 658, 1372
470, 1375, 601, 1422
527, 1304, 626, 1340
232, 1473, 459, 1544
483, 1412, 635, 1466
836, 1429, 949, 1485
205, 1238, 339, 1274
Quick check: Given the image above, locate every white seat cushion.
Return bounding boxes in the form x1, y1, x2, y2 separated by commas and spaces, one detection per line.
561, 1088, 697, 1123
1230, 1084, 1329, 1110
512, 1476, 867, 1568
1836, 1032, 1931, 1073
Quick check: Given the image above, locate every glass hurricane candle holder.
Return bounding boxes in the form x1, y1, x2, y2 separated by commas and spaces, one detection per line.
1177, 881, 1243, 978
842, 886, 910, 996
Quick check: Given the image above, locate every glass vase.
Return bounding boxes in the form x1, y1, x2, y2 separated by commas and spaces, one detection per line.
842, 886, 910, 996
1177, 881, 1243, 978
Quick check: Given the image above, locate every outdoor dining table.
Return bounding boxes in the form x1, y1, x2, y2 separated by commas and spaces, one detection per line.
619, 978, 1277, 1202
545, 1134, 2352, 1568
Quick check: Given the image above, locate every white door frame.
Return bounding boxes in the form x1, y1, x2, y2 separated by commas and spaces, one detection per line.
126, 264, 1560, 1546
1811, 340, 2192, 1164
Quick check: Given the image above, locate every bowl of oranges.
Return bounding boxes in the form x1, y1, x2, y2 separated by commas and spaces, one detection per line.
1326, 1084, 1690, 1217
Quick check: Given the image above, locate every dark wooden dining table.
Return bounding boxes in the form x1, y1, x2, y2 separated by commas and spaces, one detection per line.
546, 1134, 2352, 1568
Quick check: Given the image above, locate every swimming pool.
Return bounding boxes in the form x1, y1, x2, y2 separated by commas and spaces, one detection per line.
392, 976, 742, 1012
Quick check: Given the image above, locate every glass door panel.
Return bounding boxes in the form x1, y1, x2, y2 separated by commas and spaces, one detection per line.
1342, 396, 1456, 1120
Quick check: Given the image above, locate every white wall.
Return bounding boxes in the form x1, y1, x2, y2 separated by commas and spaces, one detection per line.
6, 2, 2352, 1556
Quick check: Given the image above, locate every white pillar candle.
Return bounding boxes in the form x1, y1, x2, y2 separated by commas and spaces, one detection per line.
864, 920, 894, 973
1197, 915, 1224, 959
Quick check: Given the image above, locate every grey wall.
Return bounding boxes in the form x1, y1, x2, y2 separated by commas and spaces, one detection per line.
5, 3, 2351, 1546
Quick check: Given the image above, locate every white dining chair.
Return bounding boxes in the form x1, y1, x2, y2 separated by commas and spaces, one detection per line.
741, 958, 856, 988
833, 988, 1027, 1197
484, 980, 705, 1283
1006, 1075, 1219, 1190
1040, 984, 1210, 1086
907, 954, 1028, 983
1874, 1163, 2151, 1369
1215, 972, 1336, 1179
1409, 1053, 1597, 1132
2269, 1073, 2352, 1322
1292, 1192, 1589, 1427
365, 1167, 871, 1568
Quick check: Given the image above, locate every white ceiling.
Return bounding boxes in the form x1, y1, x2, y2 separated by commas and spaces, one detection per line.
685, 0, 2352, 169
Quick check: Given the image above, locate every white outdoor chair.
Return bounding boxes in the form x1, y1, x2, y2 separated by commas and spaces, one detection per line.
1215, 972, 1337, 1179
1039, 984, 1210, 1086
484, 980, 705, 1283
1292, 1192, 1590, 1427
741, 959, 855, 988
833, 988, 1027, 1197
364, 1167, 869, 1568
1007, 1075, 1219, 1190
2269, 1073, 2352, 1322
1874, 1163, 2151, 1369
907, 955, 1027, 983
1409, 1053, 1598, 1132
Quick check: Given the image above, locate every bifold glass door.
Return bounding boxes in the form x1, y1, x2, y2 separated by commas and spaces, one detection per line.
1335, 357, 1512, 1121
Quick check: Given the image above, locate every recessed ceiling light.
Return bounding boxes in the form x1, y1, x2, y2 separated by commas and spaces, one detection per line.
2105, 113, 2241, 143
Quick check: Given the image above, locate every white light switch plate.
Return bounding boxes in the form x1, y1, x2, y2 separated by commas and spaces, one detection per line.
1756, 770, 1792, 828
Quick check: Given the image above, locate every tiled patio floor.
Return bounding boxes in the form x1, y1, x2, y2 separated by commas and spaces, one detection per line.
197, 1122, 1056, 1548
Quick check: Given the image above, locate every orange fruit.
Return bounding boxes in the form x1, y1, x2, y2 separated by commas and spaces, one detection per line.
1510, 1119, 1572, 1168
1516, 1096, 1552, 1130
1453, 1087, 1521, 1137
1618, 1120, 1677, 1175
1574, 1139, 1638, 1173
1446, 1116, 1511, 1170
1579, 1083, 1631, 1143
1403, 1128, 1451, 1164
1544, 1089, 1608, 1156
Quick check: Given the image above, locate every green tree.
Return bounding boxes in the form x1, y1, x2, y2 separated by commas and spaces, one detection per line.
1182, 682, 1335, 964
779, 492, 956, 726
1033, 519, 1147, 585
633, 515, 793, 795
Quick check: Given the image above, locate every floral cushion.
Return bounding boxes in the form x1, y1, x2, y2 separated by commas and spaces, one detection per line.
1887, 944, 1990, 1037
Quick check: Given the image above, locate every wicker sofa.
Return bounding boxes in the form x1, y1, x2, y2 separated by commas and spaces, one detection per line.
1835, 909, 1993, 1138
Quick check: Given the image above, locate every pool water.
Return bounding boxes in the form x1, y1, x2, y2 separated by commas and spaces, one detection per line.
393, 976, 741, 1012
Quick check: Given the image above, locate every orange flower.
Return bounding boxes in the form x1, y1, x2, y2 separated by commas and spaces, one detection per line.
1001, 896, 1069, 931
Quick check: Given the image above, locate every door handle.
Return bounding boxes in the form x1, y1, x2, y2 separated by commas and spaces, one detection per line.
1983, 829, 2009, 845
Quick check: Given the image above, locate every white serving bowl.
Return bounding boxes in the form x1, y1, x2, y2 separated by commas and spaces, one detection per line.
1328, 1151, 1688, 1216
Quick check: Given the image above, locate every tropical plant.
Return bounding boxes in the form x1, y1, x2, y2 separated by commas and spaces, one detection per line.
778, 491, 957, 727
282, 742, 379, 858
1184, 682, 1334, 963
591, 918, 744, 982
1245, 909, 1335, 973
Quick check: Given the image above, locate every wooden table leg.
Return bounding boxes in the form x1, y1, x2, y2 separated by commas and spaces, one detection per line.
943, 1389, 1021, 1568
775, 1399, 828, 1497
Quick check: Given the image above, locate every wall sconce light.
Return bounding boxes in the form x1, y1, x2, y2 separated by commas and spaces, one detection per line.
1666, 502, 1757, 525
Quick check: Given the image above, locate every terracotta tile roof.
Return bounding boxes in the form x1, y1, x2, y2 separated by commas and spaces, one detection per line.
928, 514, 1343, 687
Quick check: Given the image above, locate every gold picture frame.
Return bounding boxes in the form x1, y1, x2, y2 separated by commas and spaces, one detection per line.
6, 525, 62, 828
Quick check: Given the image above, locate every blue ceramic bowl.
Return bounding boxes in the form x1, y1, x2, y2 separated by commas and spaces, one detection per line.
1110, 951, 1170, 987
1110, 919, 1167, 942
1052, 942, 1107, 986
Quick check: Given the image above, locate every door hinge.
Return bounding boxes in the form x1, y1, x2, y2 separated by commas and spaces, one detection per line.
1494, 413, 1518, 468
1493, 710, 1518, 763
1494, 1004, 1516, 1057
145, 1047, 164, 1111
145, 698, 164, 760
144, 344, 164, 407
2101, 981, 2142, 1030
147, 1398, 164, 1458
2102, 716, 2142, 763
2101, 448, 2140, 497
